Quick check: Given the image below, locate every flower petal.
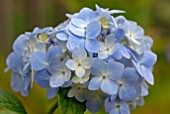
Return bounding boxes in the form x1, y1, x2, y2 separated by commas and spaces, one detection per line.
119, 85, 136, 101
69, 24, 85, 37
75, 66, 85, 78
30, 51, 48, 71
67, 88, 77, 97
72, 47, 87, 61
85, 39, 99, 53
81, 58, 93, 69
49, 74, 65, 87
101, 79, 118, 95
107, 61, 124, 80
88, 77, 103, 90
65, 59, 78, 70
86, 21, 101, 39
71, 18, 87, 28
47, 87, 59, 99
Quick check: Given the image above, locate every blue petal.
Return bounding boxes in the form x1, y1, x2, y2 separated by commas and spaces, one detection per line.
112, 28, 125, 42
85, 39, 99, 53
86, 21, 101, 39
88, 77, 103, 90
119, 85, 137, 101
13, 34, 28, 55
120, 103, 130, 114
140, 65, 154, 85
91, 59, 106, 76
140, 51, 157, 68
77, 8, 96, 23
6, 52, 23, 72
49, 75, 65, 87
69, 24, 85, 37
47, 87, 59, 99
107, 61, 124, 80
34, 69, 50, 88
11, 72, 22, 92
101, 79, 118, 95
67, 37, 85, 51
86, 98, 101, 113
56, 32, 69, 41
71, 18, 87, 28
47, 46, 62, 61
72, 47, 87, 61
30, 51, 47, 71
110, 109, 120, 114
48, 59, 63, 74
122, 67, 139, 84
119, 44, 131, 59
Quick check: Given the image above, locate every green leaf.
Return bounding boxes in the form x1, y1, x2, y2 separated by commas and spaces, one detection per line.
57, 88, 86, 114
0, 89, 27, 114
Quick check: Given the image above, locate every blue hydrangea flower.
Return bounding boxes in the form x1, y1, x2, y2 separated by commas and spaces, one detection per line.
105, 97, 130, 114
48, 56, 71, 88
132, 51, 157, 85
88, 59, 124, 95
98, 34, 118, 59
66, 47, 93, 78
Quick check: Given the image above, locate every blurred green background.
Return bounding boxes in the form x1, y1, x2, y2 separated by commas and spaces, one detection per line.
0, 0, 170, 114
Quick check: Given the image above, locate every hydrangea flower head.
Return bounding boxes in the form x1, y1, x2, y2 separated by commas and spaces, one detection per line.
5, 5, 157, 114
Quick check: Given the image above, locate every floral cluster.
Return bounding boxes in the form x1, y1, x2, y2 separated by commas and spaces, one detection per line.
5, 5, 157, 114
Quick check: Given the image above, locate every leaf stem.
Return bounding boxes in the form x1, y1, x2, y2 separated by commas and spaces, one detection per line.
48, 101, 59, 114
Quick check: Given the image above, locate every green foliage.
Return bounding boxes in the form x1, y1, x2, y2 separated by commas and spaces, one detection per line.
57, 88, 86, 114
0, 89, 27, 114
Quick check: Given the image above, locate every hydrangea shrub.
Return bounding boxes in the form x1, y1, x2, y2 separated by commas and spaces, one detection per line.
5, 5, 157, 114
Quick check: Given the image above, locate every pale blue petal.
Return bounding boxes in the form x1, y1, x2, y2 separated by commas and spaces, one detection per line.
65, 59, 77, 70
77, 8, 96, 23
140, 51, 157, 68
91, 59, 106, 76
110, 109, 120, 114
88, 77, 103, 90
67, 37, 85, 50
85, 39, 99, 53
48, 59, 63, 74
86, 21, 101, 39
141, 81, 148, 96
30, 51, 47, 71
69, 24, 85, 37
72, 47, 87, 61
35, 42, 46, 52
120, 45, 131, 59
47, 46, 62, 61
140, 65, 154, 85
71, 18, 87, 28
75, 66, 85, 78
120, 103, 130, 114
49, 75, 65, 87
101, 79, 118, 95
107, 61, 124, 80
47, 87, 59, 99
105, 34, 116, 48
119, 85, 136, 101
34, 69, 50, 88
56, 32, 69, 41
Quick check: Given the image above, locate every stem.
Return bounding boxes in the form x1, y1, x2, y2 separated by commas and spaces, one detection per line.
48, 101, 59, 114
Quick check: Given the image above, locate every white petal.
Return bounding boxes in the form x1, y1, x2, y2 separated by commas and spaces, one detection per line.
75, 66, 85, 78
